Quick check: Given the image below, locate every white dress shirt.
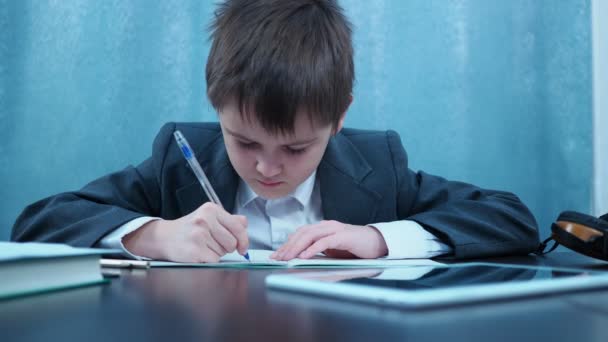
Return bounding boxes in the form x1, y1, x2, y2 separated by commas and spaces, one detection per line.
99, 171, 452, 260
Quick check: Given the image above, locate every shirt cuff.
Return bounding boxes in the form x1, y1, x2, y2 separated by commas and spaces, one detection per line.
97, 216, 160, 260
370, 220, 452, 259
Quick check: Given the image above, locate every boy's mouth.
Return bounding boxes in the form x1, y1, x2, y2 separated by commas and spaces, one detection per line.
258, 180, 283, 187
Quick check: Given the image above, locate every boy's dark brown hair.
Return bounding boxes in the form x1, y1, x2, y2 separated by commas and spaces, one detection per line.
206, 0, 354, 135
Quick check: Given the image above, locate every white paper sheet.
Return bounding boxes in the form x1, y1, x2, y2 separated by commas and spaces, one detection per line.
150, 249, 443, 268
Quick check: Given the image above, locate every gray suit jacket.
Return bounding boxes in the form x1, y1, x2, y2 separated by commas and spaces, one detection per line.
12, 122, 540, 259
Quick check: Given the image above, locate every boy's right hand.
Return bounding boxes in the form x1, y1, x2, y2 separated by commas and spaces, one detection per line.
123, 202, 248, 263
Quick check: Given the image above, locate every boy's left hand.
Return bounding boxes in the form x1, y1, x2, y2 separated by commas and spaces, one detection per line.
270, 220, 388, 260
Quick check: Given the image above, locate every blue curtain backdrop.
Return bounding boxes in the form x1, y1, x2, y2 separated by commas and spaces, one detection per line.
0, 0, 593, 241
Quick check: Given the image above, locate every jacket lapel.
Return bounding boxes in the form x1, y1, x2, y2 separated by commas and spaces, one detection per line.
318, 133, 381, 225
175, 134, 239, 215
175, 130, 382, 224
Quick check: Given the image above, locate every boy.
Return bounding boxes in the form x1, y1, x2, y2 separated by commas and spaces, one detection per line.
11, 0, 539, 262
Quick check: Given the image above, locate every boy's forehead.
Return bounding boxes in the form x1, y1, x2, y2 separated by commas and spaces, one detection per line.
219, 102, 329, 138
222, 115, 323, 142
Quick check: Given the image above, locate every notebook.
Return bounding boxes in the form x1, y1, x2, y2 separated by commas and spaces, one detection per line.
150, 249, 442, 268
0, 242, 119, 300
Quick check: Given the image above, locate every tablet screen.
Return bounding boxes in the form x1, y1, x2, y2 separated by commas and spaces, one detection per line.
337, 265, 590, 291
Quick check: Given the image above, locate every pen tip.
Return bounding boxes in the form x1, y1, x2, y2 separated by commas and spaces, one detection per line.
244, 252, 250, 262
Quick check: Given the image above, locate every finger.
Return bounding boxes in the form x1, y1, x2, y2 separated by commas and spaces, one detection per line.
237, 215, 247, 226
271, 224, 310, 259
277, 225, 339, 261
271, 223, 318, 259
184, 228, 222, 263
188, 210, 228, 256
272, 220, 341, 259
216, 212, 249, 254
298, 235, 343, 259
234, 215, 249, 254
189, 228, 225, 260
197, 246, 222, 263
205, 230, 229, 256
209, 224, 238, 254
272, 222, 333, 260
323, 249, 357, 259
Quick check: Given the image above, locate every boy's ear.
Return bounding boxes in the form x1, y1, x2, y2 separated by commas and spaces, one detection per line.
334, 95, 353, 135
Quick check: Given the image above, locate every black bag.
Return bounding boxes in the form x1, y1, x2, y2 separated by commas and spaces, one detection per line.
536, 211, 608, 261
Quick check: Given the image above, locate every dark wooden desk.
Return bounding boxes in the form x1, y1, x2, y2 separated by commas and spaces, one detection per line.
2, 252, 608, 342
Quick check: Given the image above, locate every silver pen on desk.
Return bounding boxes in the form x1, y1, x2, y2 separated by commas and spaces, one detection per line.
100, 258, 150, 269
173, 130, 250, 262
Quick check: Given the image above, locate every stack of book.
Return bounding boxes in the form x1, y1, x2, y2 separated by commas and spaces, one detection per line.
0, 242, 118, 300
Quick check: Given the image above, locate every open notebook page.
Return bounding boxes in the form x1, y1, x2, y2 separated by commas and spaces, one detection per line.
150, 249, 442, 268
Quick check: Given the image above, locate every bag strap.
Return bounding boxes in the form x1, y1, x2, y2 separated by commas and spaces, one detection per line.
535, 235, 559, 255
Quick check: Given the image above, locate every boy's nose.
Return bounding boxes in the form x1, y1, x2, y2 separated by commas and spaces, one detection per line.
256, 159, 282, 178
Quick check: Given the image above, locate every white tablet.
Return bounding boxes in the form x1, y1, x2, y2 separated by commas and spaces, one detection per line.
265, 263, 608, 309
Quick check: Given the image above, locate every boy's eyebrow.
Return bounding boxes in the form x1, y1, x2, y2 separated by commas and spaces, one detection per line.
224, 127, 318, 146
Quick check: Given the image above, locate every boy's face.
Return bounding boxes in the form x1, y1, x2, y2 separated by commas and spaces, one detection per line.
219, 100, 343, 199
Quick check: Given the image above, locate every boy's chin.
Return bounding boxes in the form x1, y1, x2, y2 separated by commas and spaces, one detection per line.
251, 183, 292, 200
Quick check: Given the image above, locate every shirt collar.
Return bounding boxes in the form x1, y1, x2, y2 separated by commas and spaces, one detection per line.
237, 171, 317, 209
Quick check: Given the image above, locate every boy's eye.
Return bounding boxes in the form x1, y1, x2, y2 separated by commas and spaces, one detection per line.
237, 140, 306, 155
285, 147, 307, 155
238, 141, 258, 150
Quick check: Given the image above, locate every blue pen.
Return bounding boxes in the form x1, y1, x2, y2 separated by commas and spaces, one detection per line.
173, 130, 250, 262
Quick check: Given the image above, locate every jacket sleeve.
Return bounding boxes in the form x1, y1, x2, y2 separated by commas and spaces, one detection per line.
11, 123, 177, 247
388, 130, 540, 259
